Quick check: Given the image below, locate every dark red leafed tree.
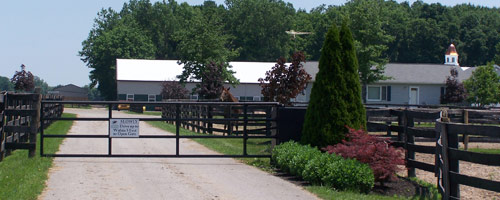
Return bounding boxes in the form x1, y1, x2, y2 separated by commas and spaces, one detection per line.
258, 51, 312, 105
11, 64, 35, 92
323, 127, 405, 186
441, 68, 467, 104
161, 81, 189, 100
198, 61, 225, 100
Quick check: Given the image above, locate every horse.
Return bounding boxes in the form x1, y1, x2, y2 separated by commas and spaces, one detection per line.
220, 87, 242, 135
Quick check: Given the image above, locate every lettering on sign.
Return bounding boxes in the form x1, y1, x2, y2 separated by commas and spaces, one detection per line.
109, 119, 139, 137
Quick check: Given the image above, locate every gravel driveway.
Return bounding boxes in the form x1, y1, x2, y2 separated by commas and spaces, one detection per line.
39, 108, 318, 200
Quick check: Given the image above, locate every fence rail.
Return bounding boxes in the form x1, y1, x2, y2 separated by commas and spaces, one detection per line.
436, 121, 500, 200
0, 91, 63, 162
367, 107, 500, 199
40, 101, 279, 158
161, 102, 276, 136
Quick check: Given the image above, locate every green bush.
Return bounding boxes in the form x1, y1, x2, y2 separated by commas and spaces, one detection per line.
288, 144, 321, 176
272, 141, 374, 193
302, 153, 343, 185
321, 157, 374, 193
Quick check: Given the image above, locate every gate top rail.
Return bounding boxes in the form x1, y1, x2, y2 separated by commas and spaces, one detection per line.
42, 100, 281, 106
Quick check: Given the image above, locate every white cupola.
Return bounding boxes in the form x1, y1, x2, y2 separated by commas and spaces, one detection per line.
444, 44, 459, 66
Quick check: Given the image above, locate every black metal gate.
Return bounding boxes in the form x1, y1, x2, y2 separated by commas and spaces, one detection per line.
40, 101, 279, 158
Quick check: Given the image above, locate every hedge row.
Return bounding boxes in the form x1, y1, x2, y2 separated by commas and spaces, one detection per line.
272, 141, 374, 193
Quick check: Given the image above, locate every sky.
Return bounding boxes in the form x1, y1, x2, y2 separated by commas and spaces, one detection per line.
1, 0, 499, 87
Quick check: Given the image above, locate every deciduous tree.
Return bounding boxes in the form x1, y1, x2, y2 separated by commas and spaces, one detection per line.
441, 68, 467, 104
11, 64, 35, 92
161, 81, 189, 100
464, 62, 500, 106
79, 9, 155, 100
0, 76, 14, 91
174, 4, 238, 85
197, 62, 226, 100
258, 51, 312, 105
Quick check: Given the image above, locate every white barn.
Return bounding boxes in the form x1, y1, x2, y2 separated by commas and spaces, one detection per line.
116, 59, 319, 102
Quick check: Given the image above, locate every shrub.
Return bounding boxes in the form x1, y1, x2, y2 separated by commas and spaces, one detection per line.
288, 144, 321, 176
321, 157, 374, 193
272, 141, 375, 193
302, 153, 343, 185
323, 127, 405, 185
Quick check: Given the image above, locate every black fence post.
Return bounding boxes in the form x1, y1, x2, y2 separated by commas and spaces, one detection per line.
29, 89, 41, 157
243, 104, 248, 156
448, 124, 460, 198
406, 113, 416, 177
0, 93, 5, 161
108, 103, 112, 156
176, 104, 180, 156
40, 101, 44, 157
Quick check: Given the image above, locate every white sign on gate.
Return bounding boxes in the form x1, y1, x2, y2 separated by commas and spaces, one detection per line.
109, 119, 139, 137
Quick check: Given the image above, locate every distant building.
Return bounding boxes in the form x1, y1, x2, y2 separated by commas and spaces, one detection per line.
366, 44, 500, 105
116, 44, 500, 106
50, 84, 88, 101
116, 59, 317, 103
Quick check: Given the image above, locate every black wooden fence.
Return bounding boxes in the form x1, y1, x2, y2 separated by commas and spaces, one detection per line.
0, 92, 5, 161
366, 108, 500, 199
161, 103, 276, 136
0, 91, 63, 162
436, 119, 500, 200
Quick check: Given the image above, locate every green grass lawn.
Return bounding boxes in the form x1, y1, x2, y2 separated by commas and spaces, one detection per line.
64, 104, 92, 109
0, 113, 75, 200
126, 111, 162, 116
467, 148, 500, 154
306, 186, 410, 200
147, 121, 273, 170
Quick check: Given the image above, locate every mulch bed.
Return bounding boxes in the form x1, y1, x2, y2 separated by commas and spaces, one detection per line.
274, 169, 430, 198
370, 177, 420, 197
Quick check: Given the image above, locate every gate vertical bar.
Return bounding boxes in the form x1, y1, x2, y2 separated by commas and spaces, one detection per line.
176, 104, 180, 156
40, 101, 45, 156
108, 103, 112, 156
243, 104, 248, 156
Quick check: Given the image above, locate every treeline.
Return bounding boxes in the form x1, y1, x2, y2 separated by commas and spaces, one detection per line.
80, 0, 500, 100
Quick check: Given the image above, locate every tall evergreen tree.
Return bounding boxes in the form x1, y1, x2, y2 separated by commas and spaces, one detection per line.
302, 24, 365, 147
339, 23, 366, 130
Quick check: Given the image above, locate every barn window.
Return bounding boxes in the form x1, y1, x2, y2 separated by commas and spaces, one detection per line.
367, 86, 382, 101
126, 94, 134, 101
253, 96, 261, 101
367, 85, 391, 101
148, 94, 156, 102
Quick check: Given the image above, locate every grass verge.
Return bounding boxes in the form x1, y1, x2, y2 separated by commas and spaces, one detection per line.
125, 111, 162, 116
467, 148, 500, 154
147, 121, 417, 199
0, 113, 75, 200
306, 186, 409, 200
64, 104, 91, 109
147, 121, 273, 171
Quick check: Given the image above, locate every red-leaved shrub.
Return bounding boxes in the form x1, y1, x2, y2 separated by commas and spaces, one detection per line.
323, 127, 405, 185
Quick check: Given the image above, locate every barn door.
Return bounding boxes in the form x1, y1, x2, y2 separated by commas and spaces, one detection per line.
409, 87, 419, 105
